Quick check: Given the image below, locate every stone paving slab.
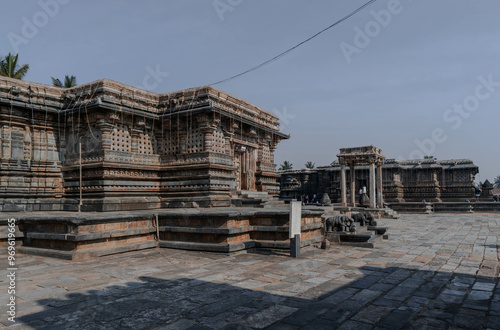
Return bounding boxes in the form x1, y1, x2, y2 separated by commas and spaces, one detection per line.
0, 214, 499, 329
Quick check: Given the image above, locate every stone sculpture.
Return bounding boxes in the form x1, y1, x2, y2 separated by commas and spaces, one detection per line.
352, 212, 377, 227
320, 193, 332, 206
325, 215, 355, 232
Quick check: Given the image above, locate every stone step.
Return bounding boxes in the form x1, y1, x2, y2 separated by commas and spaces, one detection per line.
261, 201, 287, 208
381, 207, 400, 219
237, 190, 271, 198
325, 223, 389, 248
231, 198, 266, 207
232, 191, 273, 207
340, 234, 387, 248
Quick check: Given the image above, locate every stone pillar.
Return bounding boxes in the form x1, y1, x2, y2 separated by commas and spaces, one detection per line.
224, 133, 233, 155
0, 126, 3, 158
369, 162, 376, 208
377, 164, 383, 208
97, 119, 113, 151
340, 165, 347, 206
350, 164, 356, 207
269, 143, 277, 165
202, 126, 214, 152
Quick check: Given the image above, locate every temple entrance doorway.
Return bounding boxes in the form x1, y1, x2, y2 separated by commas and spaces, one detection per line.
235, 145, 256, 191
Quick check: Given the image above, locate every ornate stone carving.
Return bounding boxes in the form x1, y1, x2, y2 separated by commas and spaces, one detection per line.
0, 77, 288, 211
325, 215, 355, 232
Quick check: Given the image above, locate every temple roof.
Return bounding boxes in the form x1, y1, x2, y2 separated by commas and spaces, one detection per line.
337, 145, 385, 165
0, 76, 287, 137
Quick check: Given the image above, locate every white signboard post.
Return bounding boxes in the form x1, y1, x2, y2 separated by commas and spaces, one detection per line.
289, 201, 302, 258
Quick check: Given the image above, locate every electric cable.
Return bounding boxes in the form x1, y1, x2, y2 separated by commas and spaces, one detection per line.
208, 0, 377, 86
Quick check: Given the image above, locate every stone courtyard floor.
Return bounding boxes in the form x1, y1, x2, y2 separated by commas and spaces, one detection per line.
1, 214, 500, 329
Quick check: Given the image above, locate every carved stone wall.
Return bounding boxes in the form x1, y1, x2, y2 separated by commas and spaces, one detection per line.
279, 159, 479, 203
0, 77, 288, 211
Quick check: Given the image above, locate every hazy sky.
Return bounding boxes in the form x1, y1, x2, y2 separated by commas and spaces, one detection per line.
1, 0, 499, 182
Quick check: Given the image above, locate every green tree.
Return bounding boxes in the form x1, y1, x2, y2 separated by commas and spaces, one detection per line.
424, 155, 435, 160
0, 53, 29, 79
52, 75, 77, 88
494, 175, 500, 188
279, 161, 293, 171
305, 161, 315, 169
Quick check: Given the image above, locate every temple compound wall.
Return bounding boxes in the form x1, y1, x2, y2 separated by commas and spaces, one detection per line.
280, 158, 479, 204
0, 76, 288, 212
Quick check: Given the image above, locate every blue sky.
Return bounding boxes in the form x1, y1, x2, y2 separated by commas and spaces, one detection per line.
1, 0, 499, 182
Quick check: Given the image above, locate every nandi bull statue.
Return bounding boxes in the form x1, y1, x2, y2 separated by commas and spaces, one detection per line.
352, 212, 377, 227
325, 215, 356, 233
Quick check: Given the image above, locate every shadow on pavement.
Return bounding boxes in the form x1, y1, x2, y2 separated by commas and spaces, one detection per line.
11, 264, 500, 329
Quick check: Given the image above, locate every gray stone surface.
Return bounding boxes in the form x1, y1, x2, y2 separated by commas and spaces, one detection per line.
0, 214, 499, 329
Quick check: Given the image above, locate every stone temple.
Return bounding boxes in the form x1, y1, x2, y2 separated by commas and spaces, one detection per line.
278, 146, 500, 213
0, 76, 288, 212
280, 154, 479, 204
0, 76, 330, 259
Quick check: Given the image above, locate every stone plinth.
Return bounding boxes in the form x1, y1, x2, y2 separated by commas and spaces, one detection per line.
2, 207, 324, 259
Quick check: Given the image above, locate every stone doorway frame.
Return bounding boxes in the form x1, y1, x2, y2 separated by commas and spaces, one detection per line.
234, 144, 256, 191
337, 146, 386, 208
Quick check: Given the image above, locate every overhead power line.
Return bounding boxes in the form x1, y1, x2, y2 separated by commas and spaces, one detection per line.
208, 0, 377, 86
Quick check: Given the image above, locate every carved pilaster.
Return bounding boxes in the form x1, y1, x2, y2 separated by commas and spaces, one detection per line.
200, 117, 219, 153
23, 126, 31, 160
96, 119, 113, 151
224, 132, 233, 156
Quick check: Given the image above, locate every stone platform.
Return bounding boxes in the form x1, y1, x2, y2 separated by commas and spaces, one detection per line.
326, 225, 388, 249
1, 207, 324, 260
1, 214, 499, 329
335, 206, 400, 219
388, 202, 500, 214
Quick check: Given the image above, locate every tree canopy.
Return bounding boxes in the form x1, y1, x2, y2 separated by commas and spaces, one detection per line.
279, 161, 293, 171
52, 75, 77, 88
0, 53, 29, 79
494, 175, 500, 188
305, 161, 315, 169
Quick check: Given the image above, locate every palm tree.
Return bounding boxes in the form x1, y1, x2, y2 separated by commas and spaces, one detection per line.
52, 75, 77, 88
0, 53, 29, 79
494, 175, 500, 188
279, 161, 293, 171
305, 161, 315, 169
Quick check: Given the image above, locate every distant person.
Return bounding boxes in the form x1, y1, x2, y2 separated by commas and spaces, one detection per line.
358, 188, 363, 205
313, 194, 317, 203
306, 195, 309, 204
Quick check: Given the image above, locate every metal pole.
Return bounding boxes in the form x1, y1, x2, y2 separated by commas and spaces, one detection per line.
79, 138, 82, 213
